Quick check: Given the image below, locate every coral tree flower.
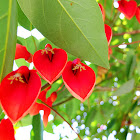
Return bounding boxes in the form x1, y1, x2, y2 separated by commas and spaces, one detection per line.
104, 24, 112, 60
98, 3, 105, 21
33, 44, 67, 84
62, 58, 96, 102
15, 43, 33, 63
118, 0, 137, 20
0, 66, 41, 123
0, 119, 15, 140
29, 87, 57, 127
104, 24, 112, 46
136, 6, 140, 24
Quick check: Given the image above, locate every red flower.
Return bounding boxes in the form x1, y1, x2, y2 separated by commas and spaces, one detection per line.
136, 6, 140, 24
105, 24, 112, 46
15, 44, 33, 63
118, 0, 137, 20
33, 44, 67, 84
29, 89, 57, 127
0, 119, 15, 140
99, 3, 105, 21
0, 66, 41, 123
28, 86, 51, 115
108, 47, 112, 60
62, 58, 96, 102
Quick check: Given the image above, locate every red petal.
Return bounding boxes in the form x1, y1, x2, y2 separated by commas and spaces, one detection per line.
0, 119, 15, 140
108, 47, 112, 60
118, 0, 137, 20
136, 6, 140, 24
15, 44, 32, 63
105, 24, 112, 45
33, 48, 67, 84
28, 86, 51, 116
62, 61, 96, 102
99, 3, 105, 21
43, 97, 53, 127
0, 66, 41, 123
50, 92, 57, 102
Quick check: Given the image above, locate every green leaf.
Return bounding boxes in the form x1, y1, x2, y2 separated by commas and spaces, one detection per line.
126, 50, 136, 79
17, 36, 38, 54
17, 2, 34, 30
113, 79, 135, 96
0, 0, 17, 82
107, 118, 116, 130
65, 98, 80, 118
31, 114, 43, 140
85, 107, 97, 127
44, 121, 54, 133
15, 58, 30, 68
137, 61, 140, 76
46, 79, 63, 98
15, 114, 33, 127
17, 0, 109, 69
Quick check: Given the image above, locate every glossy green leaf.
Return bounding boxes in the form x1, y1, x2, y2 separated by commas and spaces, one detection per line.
126, 50, 136, 79
17, 36, 38, 54
17, 2, 34, 30
0, 0, 17, 82
44, 121, 54, 133
65, 98, 80, 118
137, 61, 140, 76
17, 0, 109, 69
15, 114, 33, 127
85, 107, 97, 127
31, 114, 43, 140
15, 58, 30, 68
113, 79, 135, 96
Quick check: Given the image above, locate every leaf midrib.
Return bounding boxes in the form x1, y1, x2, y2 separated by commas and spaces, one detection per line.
57, 0, 108, 68
0, 0, 13, 80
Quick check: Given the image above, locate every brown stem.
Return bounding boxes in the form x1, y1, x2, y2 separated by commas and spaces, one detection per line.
110, 0, 114, 19
41, 77, 62, 91
37, 99, 82, 140
56, 83, 64, 92
95, 86, 117, 91
111, 10, 120, 27
113, 30, 140, 36
52, 96, 74, 107
104, 0, 107, 9
110, 40, 140, 48
111, 55, 126, 64
41, 83, 50, 91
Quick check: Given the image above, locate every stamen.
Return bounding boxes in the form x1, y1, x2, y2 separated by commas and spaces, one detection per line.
41, 47, 54, 55
72, 64, 86, 71
8, 73, 25, 84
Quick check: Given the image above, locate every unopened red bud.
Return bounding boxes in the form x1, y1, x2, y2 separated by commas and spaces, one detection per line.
15, 44, 32, 63
50, 92, 57, 102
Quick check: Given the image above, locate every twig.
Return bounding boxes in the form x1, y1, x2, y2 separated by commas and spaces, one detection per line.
113, 30, 140, 36
37, 99, 82, 140
110, 0, 114, 19
111, 55, 125, 64
110, 40, 140, 48
52, 96, 74, 107
41, 83, 50, 91
95, 86, 117, 91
